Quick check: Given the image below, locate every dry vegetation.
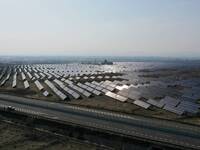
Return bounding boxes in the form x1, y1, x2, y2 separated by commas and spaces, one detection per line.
0, 120, 99, 150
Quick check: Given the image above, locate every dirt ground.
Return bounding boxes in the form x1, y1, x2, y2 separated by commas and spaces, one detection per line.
0, 121, 100, 150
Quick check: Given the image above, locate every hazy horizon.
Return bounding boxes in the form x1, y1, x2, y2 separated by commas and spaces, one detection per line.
0, 0, 200, 57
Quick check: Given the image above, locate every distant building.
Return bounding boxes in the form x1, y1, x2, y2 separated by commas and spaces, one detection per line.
81, 59, 113, 65
101, 59, 113, 65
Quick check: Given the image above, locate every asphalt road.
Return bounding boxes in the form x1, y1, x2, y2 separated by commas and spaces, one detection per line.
0, 94, 200, 149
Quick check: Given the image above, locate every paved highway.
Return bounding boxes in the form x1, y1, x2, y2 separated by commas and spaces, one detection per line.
0, 94, 200, 149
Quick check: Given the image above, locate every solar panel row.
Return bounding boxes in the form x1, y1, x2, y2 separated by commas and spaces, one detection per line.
34, 80, 44, 91
12, 73, 17, 88
44, 80, 67, 100
133, 100, 151, 109
77, 83, 101, 96
105, 91, 127, 102
53, 79, 80, 99
24, 80, 30, 89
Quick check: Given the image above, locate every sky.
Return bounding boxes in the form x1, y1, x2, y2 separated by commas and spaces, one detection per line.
0, 0, 200, 57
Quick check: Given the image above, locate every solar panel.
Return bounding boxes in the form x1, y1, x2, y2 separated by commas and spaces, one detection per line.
163, 105, 185, 115
92, 81, 100, 85
86, 86, 93, 92
65, 79, 73, 85
105, 91, 127, 102
74, 85, 84, 92
39, 72, 45, 79
72, 92, 80, 99
83, 76, 88, 79
106, 86, 115, 91
24, 80, 29, 89
97, 76, 103, 79
93, 81, 115, 92
85, 82, 96, 88
56, 90, 67, 100
21, 72, 26, 81
160, 96, 180, 107
116, 85, 129, 90
83, 90, 92, 97
12, 73, 17, 88
44, 80, 67, 100
43, 91, 49, 97
34, 80, 44, 91
61, 78, 65, 81
127, 91, 141, 100
95, 86, 103, 91
93, 90, 101, 96
101, 89, 109, 93
68, 89, 74, 95
27, 72, 33, 79
118, 90, 129, 97
133, 100, 151, 109
54, 79, 65, 88
105, 91, 116, 98
31, 77, 36, 81
182, 93, 200, 100
34, 73, 40, 79
177, 101, 199, 114
147, 99, 163, 108
115, 94, 128, 102
90, 76, 95, 79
